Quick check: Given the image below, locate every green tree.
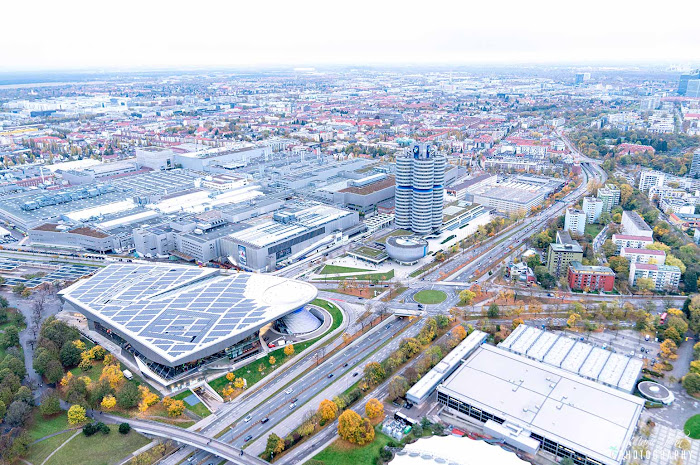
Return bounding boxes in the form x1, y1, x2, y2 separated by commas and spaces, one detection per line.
0, 326, 20, 349
682, 373, 700, 395
59, 342, 82, 368
116, 382, 140, 409
487, 303, 500, 318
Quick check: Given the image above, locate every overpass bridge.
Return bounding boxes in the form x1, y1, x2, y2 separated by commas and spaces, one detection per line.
100, 414, 267, 465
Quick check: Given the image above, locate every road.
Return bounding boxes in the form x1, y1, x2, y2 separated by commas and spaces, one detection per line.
159, 315, 417, 465
96, 413, 266, 465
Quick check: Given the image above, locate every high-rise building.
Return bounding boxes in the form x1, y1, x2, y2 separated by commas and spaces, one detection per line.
638, 170, 665, 192
690, 149, 700, 179
564, 208, 586, 235
678, 70, 700, 95
687, 80, 700, 98
582, 196, 604, 223
395, 143, 445, 234
597, 184, 620, 212
546, 231, 584, 278
575, 72, 591, 84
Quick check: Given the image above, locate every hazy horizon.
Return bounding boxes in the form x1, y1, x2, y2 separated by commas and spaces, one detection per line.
2, 0, 699, 73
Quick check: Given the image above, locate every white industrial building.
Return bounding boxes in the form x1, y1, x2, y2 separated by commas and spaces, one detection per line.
437, 343, 644, 465
406, 330, 487, 404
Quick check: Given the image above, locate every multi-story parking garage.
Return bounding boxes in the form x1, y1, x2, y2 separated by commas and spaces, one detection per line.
60, 263, 317, 385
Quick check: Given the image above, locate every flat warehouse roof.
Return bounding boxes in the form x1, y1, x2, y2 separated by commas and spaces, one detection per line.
439, 345, 644, 465
60, 263, 317, 366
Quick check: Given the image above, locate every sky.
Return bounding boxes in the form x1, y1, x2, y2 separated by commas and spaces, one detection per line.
2, 0, 699, 71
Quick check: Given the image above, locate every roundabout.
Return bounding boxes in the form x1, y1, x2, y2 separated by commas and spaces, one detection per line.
412, 289, 448, 305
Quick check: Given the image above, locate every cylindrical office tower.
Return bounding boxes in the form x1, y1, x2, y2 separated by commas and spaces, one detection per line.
394, 156, 414, 229
393, 143, 446, 234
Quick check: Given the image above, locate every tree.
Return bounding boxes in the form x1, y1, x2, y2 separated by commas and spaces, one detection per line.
116, 382, 140, 409
101, 395, 117, 410
99, 364, 124, 389
264, 433, 285, 460
636, 277, 655, 293
682, 373, 700, 395
567, 313, 580, 328
459, 289, 476, 305
365, 398, 384, 419
5, 400, 31, 427
234, 377, 245, 390
67, 404, 87, 425
694, 341, 700, 360
318, 399, 338, 422
452, 325, 467, 341
338, 409, 363, 442
226, 372, 235, 382
138, 385, 159, 412
487, 303, 499, 318
0, 326, 19, 349
40, 392, 61, 417
0, 400, 5, 419
663, 327, 682, 345
660, 339, 678, 360
166, 399, 185, 417
364, 362, 385, 385
387, 375, 409, 401
269, 356, 276, 366
601, 240, 617, 258
59, 342, 82, 368
44, 360, 64, 385
284, 344, 295, 356
512, 318, 524, 330
119, 423, 131, 434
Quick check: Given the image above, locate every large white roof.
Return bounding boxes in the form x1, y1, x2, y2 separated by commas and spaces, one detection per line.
60, 263, 317, 365
439, 346, 644, 465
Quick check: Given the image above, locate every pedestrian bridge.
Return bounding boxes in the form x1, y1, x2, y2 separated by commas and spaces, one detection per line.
102, 415, 267, 465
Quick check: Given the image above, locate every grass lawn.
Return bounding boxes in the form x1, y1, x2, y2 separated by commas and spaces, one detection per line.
44, 425, 150, 465
25, 430, 75, 465
27, 410, 71, 441
413, 289, 447, 304
684, 414, 700, 439
309, 430, 392, 465
376, 229, 413, 244
172, 390, 211, 418
210, 299, 343, 395
319, 265, 371, 275
584, 223, 604, 238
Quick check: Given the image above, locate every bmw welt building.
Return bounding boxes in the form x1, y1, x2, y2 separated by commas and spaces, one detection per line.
60, 263, 317, 385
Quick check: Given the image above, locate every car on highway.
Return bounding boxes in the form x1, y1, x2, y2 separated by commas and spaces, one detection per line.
244, 415, 252, 422
261, 417, 269, 424
327, 373, 334, 379
352, 372, 359, 377
285, 388, 293, 395
244, 435, 253, 442
343, 362, 348, 367
289, 402, 297, 409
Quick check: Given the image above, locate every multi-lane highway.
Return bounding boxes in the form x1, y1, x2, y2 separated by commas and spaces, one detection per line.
160, 315, 417, 464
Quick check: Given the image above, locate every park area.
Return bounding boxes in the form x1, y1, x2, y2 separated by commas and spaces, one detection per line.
412, 289, 447, 305
25, 423, 150, 465
684, 414, 700, 439
307, 430, 392, 465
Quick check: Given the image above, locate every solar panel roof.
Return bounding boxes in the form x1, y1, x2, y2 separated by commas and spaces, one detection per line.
60, 263, 317, 366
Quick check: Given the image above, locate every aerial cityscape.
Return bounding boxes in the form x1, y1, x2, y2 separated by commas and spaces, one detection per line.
0, 3, 699, 465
